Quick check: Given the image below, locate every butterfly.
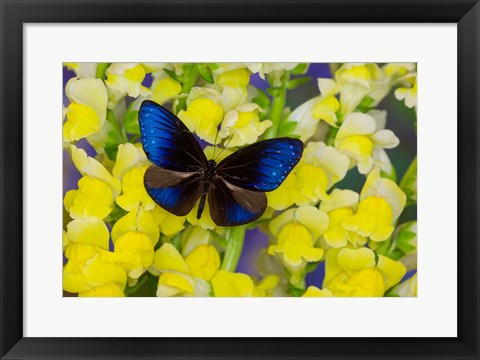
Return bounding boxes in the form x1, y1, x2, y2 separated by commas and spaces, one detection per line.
138, 100, 304, 226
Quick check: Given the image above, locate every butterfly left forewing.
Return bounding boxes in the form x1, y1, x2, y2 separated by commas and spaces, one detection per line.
208, 177, 267, 226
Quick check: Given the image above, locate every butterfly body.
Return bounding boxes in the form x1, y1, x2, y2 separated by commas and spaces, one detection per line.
139, 100, 304, 227
196, 159, 217, 220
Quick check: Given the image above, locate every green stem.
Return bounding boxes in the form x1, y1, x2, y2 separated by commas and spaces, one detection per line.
221, 227, 246, 272
95, 63, 110, 80
264, 71, 289, 139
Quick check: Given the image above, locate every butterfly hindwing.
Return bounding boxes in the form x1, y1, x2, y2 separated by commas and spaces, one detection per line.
139, 100, 208, 172
208, 178, 267, 226
144, 165, 204, 216
216, 138, 303, 192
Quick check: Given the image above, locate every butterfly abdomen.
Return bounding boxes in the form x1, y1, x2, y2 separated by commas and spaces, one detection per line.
196, 159, 217, 219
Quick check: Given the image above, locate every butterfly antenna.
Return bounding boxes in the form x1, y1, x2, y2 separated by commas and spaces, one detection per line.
212, 129, 219, 160
215, 135, 233, 161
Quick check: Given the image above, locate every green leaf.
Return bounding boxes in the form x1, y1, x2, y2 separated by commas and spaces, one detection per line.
278, 121, 298, 136
286, 76, 311, 90
396, 229, 417, 254
208, 63, 219, 71
164, 68, 183, 83
123, 110, 140, 135
198, 64, 214, 84
380, 165, 397, 182
290, 63, 309, 75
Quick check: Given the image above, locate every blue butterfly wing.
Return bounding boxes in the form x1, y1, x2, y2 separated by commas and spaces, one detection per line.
216, 137, 303, 192
139, 100, 208, 172
144, 165, 203, 216
208, 178, 267, 226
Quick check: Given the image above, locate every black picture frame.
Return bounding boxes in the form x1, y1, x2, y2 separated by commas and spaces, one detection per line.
1, 0, 479, 359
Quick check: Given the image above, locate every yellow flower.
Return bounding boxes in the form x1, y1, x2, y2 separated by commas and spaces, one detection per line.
69, 145, 121, 196
64, 177, 114, 220
185, 244, 221, 281
111, 207, 159, 246
63, 78, 108, 142
319, 189, 366, 248
395, 73, 417, 108
150, 205, 186, 236
288, 78, 339, 141
323, 247, 406, 297
211, 270, 279, 297
216, 67, 250, 88
66, 217, 110, 249
219, 103, 272, 147
335, 63, 385, 116
181, 226, 213, 256
302, 286, 333, 297
312, 78, 341, 127
112, 143, 149, 181
269, 206, 328, 284
63, 245, 127, 296
105, 63, 151, 98
114, 231, 155, 281
116, 165, 156, 211
389, 273, 417, 297
63, 62, 98, 78
245, 63, 297, 80
267, 142, 349, 210
335, 112, 399, 174
178, 98, 224, 144
151, 74, 182, 104
342, 167, 406, 242
150, 243, 221, 297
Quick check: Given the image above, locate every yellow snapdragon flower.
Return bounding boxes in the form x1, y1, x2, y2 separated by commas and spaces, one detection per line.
64, 62, 98, 78
219, 103, 272, 147
342, 167, 406, 242
302, 286, 333, 297
323, 247, 406, 297
116, 165, 156, 211
63, 244, 127, 296
395, 72, 417, 108
288, 78, 340, 142
178, 98, 224, 144
63, 78, 108, 142
105, 63, 151, 98
245, 62, 298, 80
150, 243, 221, 297
268, 206, 329, 284
335, 63, 384, 116
388, 273, 417, 297
335, 112, 399, 174
151, 73, 182, 105
211, 270, 279, 297
319, 189, 366, 248
267, 142, 349, 210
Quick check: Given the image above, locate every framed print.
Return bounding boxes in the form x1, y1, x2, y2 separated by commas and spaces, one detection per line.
1, 0, 479, 359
